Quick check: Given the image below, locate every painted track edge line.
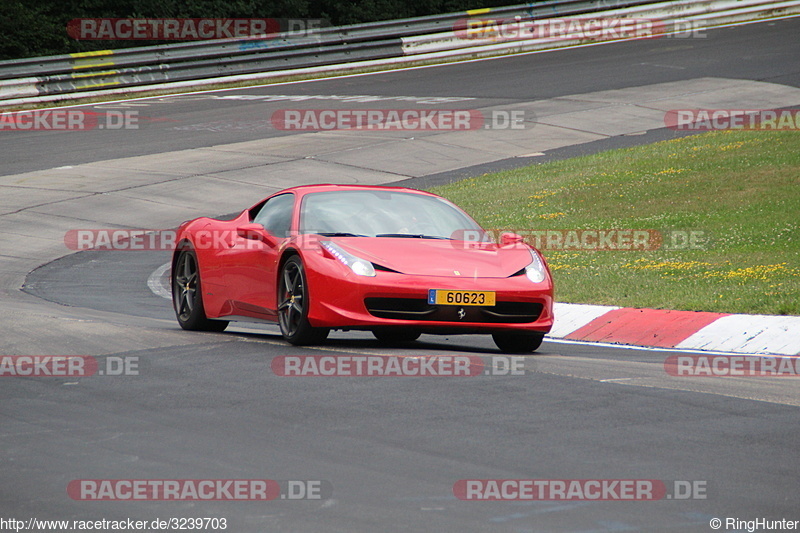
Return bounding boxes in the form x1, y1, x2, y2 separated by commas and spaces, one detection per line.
147, 262, 171, 300
544, 337, 800, 357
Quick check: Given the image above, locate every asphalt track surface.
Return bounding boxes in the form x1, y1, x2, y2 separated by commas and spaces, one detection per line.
3, 18, 800, 532
3, 18, 800, 177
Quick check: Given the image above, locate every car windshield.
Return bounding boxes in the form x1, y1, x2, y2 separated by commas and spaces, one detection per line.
299, 190, 490, 240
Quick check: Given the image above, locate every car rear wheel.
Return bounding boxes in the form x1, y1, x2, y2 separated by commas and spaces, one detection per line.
372, 328, 421, 344
173, 248, 229, 332
492, 332, 544, 353
278, 256, 329, 345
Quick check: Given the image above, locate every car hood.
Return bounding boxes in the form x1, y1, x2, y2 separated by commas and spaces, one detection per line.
332, 238, 533, 278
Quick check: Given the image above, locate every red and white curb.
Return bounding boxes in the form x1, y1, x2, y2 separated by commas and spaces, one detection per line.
549, 303, 800, 356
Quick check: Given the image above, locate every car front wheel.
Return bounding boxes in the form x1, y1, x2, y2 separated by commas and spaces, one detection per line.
278, 256, 329, 345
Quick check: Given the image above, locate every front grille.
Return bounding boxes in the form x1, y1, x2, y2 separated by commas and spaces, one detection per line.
364, 297, 542, 323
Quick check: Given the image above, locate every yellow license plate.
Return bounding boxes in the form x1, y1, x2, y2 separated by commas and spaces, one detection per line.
427, 290, 495, 306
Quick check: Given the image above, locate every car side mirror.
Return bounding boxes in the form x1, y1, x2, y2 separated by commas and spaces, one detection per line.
237, 223, 278, 246
500, 232, 524, 246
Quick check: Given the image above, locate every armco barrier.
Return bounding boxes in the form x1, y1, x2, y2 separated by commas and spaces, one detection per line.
401, 0, 800, 55
0, 0, 656, 102
0, 0, 798, 108
0, 0, 653, 81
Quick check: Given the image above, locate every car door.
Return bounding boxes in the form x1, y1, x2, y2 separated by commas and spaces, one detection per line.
220, 193, 295, 320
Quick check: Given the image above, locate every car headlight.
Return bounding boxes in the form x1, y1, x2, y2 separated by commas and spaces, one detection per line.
525, 249, 547, 283
321, 241, 376, 277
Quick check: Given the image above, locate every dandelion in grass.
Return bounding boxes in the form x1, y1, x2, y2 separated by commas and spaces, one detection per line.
538, 212, 566, 220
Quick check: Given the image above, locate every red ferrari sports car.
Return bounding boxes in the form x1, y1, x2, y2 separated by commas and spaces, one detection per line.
171, 184, 554, 352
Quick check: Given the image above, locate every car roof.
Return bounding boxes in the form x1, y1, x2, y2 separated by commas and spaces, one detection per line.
280, 184, 432, 196
247, 184, 442, 212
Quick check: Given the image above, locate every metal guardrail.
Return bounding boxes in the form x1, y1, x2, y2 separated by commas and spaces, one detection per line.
402, 0, 800, 53
0, 0, 663, 101
0, 0, 798, 105
0, 0, 656, 77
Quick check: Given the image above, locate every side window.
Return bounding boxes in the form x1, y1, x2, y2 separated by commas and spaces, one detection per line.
252, 194, 294, 238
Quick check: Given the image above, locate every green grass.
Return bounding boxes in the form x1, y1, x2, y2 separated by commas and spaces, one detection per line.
430, 130, 800, 315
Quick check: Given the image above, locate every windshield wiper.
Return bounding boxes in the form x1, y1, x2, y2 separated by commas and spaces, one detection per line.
316, 232, 367, 237
376, 233, 451, 240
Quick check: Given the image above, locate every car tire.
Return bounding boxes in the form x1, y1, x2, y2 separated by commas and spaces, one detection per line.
172, 247, 229, 332
492, 332, 544, 353
372, 328, 421, 344
278, 256, 329, 346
